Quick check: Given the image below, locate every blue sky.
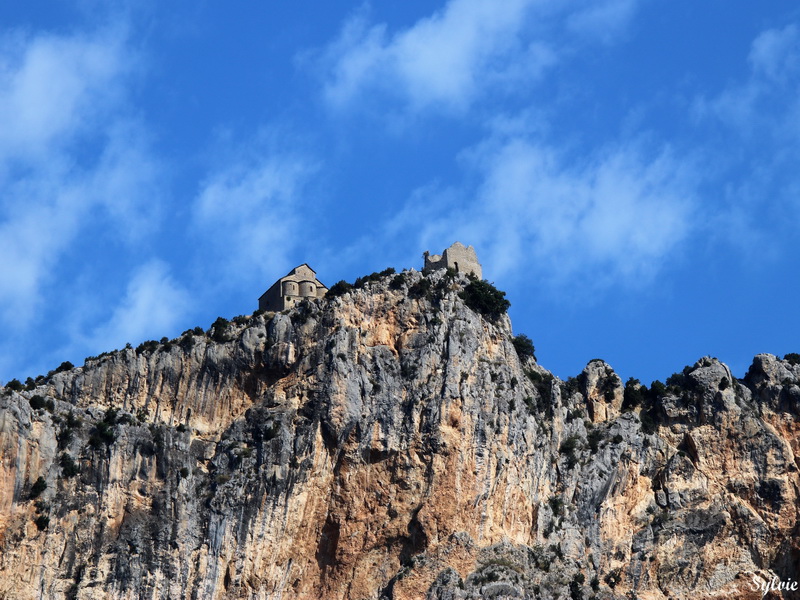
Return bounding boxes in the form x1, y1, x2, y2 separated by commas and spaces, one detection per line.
1, 0, 799, 386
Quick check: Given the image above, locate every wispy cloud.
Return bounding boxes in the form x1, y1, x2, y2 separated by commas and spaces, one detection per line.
86, 260, 190, 350
0, 24, 160, 329
321, 0, 550, 114
376, 135, 695, 288
0, 27, 129, 164
320, 0, 642, 116
192, 147, 317, 288
691, 21, 800, 244
694, 23, 800, 140
566, 0, 639, 43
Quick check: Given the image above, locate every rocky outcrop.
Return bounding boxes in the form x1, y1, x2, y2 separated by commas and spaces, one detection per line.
0, 269, 798, 599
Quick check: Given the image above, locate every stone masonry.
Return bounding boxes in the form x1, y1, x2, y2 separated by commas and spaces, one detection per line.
423, 241, 482, 279
258, 264, 328, 312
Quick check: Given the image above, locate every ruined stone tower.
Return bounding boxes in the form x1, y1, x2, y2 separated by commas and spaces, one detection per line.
423, 241, 482, 279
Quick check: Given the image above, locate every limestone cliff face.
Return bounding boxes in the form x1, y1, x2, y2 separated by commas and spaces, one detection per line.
1, 269, 799, 599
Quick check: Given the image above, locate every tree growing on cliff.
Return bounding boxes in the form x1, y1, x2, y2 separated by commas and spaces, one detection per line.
459, 279, 510, 320
512, 334, 536, 361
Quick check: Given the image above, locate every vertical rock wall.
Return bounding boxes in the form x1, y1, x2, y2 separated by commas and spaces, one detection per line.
0, 269, 798, 599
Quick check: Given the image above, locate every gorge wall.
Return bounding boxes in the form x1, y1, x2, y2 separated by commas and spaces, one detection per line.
1, 269, 799, 599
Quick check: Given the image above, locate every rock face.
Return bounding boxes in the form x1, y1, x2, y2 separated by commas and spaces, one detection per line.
0, 269, 799, 599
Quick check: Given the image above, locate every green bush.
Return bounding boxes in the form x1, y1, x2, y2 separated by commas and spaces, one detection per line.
180, 334, 195, 350
784, 353, 800, 366
640, 407, 658, 435
562, 376, 580, 397
622, 377, 645, 411
587, 429, 604, 454
5, 378, 23, 392
512, 334, 536, 361
136, 340, 159, 355
354, 268, 396, 289
523, 396, 536, 414
56, 423, 72, 450
89, 422, 115, 449
389, 272, 407, 290
408, 277, 432, 299
29, 395, 46, 410
34, 515, 50, 531
24, 377, 36, 391
55, 361, 74, 374
60, 453, 80, 478
64, 411, 81, 429
604, 569, 621, 589
649, 380, 667, 398
570, 573, 585, 600
30, 476, 47, 498
459, 279, 510, 320
559, 435, 581, 468
88, 408, 119, 449
326, 280, 353, 298
548, 495, 564, 517
210, 317, 231, 343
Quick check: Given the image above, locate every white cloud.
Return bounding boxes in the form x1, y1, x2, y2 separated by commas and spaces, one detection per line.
695, 23, 800, 137
749, 24, 800, 83
566, 0, 639, 43
0, 176, 84, 324
690, 20, 800, 235
0, 25, 160, 329
87, 260, 190, 350
321, 0, 642, 115
193, 151, 316, 284
323, 0, 550, 113
0, 28, 127, 164
381, 136, 695, 287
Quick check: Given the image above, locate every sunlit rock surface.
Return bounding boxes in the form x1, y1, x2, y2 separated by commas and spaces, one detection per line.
1, 270, 798, 599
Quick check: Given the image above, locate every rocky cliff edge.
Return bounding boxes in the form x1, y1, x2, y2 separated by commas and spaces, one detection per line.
1, 268, 799, 599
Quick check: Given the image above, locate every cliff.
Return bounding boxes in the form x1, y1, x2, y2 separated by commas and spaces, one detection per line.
0, 268, 798, 599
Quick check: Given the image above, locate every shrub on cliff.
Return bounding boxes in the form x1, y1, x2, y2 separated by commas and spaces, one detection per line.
136, 340, 159, 355
5, 378, 23, 392
60, 453, 80, 478
34, 515, 49, 531
784, 353, 800, 366
210, 317, 231, 343
88, 408, 119, 449
354, 267, 396, 288
389, 272, 407, 290
29, 395, 46, 410
559, 435, 580, 469
408, 277, 432, 299
512, 334, 536, 361
622, 377, 646, 411
459, 279, 510, 320
326, 280, 353, 298
30, 476, 47, 498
